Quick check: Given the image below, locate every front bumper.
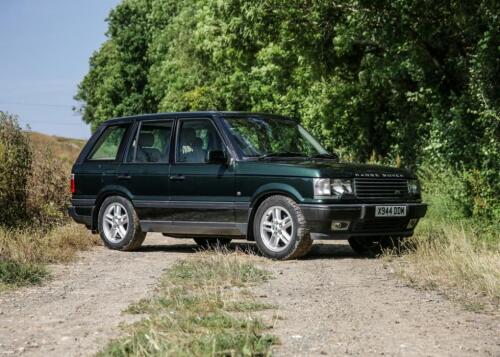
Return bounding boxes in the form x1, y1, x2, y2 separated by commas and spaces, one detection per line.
299, 202, 427, 240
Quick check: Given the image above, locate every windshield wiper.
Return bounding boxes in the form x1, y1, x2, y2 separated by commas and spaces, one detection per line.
309, 153, 339, 161
258, 152, 308, 160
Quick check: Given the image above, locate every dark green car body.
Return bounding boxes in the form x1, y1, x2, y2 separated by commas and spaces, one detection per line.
69, 112, 427, 242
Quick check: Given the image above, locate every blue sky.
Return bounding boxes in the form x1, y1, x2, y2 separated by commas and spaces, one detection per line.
0, 0, 121, 139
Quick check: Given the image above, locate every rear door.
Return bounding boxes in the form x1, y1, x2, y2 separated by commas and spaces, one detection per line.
75, 124, 131, 202
115, 119, 174, 221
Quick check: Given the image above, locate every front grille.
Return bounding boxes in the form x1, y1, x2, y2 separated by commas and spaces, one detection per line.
354, 178, 408, 199
353, 219, 408, 232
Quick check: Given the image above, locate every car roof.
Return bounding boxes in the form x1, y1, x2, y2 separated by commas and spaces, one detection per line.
102, 111, 295, 125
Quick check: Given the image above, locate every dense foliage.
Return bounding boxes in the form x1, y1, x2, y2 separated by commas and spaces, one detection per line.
0, 112, 71, 228
0, 112, 32, 226
75, 0, 499, 222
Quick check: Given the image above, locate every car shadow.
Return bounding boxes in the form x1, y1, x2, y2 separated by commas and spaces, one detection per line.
137, 239, 370, 260
137, 242, 259, 255
303, 242, 370, 260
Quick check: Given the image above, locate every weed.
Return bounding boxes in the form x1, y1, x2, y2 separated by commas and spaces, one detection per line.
0, 260, 48, 288
99, 251, 277, 356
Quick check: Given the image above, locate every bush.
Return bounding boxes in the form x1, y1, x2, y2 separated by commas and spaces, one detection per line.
27, 145, 71, 228
0, 112, 73, 229
0, 112, 32, 227
419, 164, 500, 237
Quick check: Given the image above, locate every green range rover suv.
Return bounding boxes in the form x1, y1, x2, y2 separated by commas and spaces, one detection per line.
69, 112, 427, 259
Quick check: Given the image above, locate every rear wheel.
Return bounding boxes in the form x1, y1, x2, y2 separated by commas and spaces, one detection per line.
253, 195, 312, 260
194, 237, 232, 249
98, 196, 146, 251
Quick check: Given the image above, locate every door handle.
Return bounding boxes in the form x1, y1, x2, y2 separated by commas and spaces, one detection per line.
169, 174, 185, 181
117, 175, 131, 180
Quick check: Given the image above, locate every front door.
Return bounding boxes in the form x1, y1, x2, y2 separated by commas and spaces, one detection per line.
168, 117, 237, 235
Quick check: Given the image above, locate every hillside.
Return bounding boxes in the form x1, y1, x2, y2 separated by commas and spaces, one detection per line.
28, 132, 85, 168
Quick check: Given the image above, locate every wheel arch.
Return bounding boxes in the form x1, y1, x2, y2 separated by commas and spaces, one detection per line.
91, 186, 134, 232
246, 184, 303, 241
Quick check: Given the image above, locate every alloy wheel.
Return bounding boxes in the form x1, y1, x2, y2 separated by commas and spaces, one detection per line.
102, 202, 129, 243
259, 205, 294, 252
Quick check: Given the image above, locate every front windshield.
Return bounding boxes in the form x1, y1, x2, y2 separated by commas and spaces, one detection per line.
223, 116, 329, 157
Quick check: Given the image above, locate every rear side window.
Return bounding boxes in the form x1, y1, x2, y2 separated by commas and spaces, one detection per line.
127, 120, 173, 163
88, 125, 128, 161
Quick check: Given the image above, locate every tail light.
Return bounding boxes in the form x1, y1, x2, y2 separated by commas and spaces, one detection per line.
70, 174, 75, 194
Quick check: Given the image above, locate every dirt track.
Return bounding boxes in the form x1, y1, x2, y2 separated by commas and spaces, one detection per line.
0, 234, 498, 356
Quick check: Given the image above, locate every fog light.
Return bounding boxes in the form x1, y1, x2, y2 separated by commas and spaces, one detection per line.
407, 218, 418, 229
331, 220, 350, 231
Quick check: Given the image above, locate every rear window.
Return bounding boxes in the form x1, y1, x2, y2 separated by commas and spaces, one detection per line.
88, 125, 128, 161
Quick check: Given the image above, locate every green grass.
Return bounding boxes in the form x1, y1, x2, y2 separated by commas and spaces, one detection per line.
0, 260, 48, 289
99, 251, 277, 356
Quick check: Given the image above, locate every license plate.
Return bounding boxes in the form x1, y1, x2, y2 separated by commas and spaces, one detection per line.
375, 205, 407, 217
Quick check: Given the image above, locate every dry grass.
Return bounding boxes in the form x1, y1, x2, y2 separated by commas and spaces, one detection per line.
99, 250, 277, 356
28, 132, 85, 168
388, 220, 500, 312
0, 127, 96, 288
0, 223, 100, 265
0, 222, 100, 288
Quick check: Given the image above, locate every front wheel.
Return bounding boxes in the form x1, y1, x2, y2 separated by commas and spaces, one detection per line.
98, 196, 146, 251
253, 195, 312, 260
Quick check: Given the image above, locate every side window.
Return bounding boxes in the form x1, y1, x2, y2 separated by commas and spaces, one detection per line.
88, 125, 128, 161
176, 119, 223, 163
127, 120, 173, 163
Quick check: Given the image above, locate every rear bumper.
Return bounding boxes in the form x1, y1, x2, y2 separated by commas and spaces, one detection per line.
68, 199, 94, 229
299, 202, 427, 240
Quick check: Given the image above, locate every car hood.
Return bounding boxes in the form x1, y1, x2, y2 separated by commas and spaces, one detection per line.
237, 158, 414, 178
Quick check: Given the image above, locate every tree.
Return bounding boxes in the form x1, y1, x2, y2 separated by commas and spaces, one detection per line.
75, 0, 499, 219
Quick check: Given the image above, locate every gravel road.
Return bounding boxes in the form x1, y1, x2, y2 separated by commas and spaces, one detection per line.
0, 234, 498, 356
259, 242, 500, 356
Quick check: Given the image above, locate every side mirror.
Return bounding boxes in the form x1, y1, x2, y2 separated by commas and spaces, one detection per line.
207, 150, 228, 164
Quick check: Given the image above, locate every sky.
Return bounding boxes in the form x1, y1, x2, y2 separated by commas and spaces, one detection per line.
0, 0, 121, 139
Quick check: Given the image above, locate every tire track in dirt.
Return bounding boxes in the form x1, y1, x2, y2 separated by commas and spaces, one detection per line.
0, 236, 498, 356
258, 241, 500, 356
0, 234, 193, 356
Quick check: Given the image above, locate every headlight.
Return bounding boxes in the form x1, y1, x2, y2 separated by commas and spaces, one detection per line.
313, 178, 352, 198
331, 179, 353, 195
408, 179, 420, 195
313, 178, 331, 196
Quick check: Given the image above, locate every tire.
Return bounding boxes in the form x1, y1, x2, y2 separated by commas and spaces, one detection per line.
98, 196, 146, 251
253, 195, 312, 260
348, 236, 404, 257
194, 237, 232, 249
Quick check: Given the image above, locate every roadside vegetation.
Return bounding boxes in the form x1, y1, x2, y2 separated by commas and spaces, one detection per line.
0, 112, 98, 289
99, 251, 276, 356
387, 171, 500, 311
